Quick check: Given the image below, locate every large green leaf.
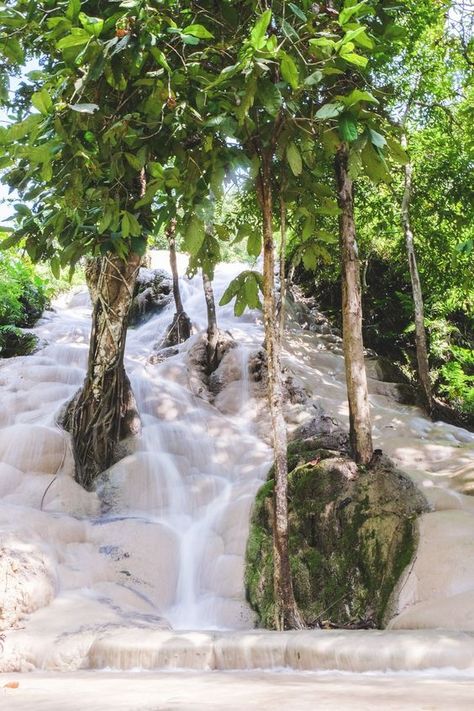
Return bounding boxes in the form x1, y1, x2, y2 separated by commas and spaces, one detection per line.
280, 53, 299, 90
250, 9, 272, 50
79, 13, 104, 37
386, 137, 409, 165
316, 102, 344, 120
288, 3, 307, 21
340, 51, 368, 68
183, 24, 214, 39
339, 0, 368, 25
343, 89, 378, 107
338, 115, 358, 142
184, 216, 206, 254
287, 142, 303, 176
259, 80, 282, 116
31, 89, 53, 115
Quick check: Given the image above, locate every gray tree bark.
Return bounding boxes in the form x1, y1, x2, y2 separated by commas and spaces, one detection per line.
202, 269, 219, 373
257, 153, 303, 630
335, 143, 373, 465
401, 133, 433, 412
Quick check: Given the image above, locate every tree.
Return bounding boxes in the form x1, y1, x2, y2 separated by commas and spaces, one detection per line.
0, 0, 214, 486
335, 142, 373, 463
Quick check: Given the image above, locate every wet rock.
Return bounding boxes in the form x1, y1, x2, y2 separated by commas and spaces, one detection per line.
187, 331, 237, 400
0, 537, 57, 630
246, 441, 428, 629
0, 326, 39, 359
160, 311, 193, 349
129, 268, 172, 326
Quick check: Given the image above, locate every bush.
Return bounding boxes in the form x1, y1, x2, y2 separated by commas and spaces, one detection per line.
0, 251, 48, 328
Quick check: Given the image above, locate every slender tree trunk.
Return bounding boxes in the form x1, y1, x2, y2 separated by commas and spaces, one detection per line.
257, 154, 303, 630
278, 193, 287, 342
401, 134, 433, 412
163, 219, 192, 346
167, 218, 184, 315
335, 143, 373, 465
202, 269, 219, 373
63, 252, 142, 490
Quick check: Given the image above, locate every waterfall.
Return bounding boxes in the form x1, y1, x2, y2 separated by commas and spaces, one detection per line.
0, 251, 474, 675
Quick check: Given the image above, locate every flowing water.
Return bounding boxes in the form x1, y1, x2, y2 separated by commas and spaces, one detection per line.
1, 252, 474, 706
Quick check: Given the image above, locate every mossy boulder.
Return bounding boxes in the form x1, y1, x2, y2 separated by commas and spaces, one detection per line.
245, 437, 428, 629
129, 268, 172, 326
0, 326, 39, 359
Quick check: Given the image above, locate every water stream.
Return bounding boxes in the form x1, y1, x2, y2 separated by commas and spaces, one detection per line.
0, 251, 474, 678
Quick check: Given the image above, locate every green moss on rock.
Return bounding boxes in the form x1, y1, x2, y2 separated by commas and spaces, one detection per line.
245, 440, 427, 629
0, 326, 39, 359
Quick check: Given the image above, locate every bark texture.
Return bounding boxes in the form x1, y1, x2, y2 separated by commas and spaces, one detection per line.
257, 155, 303, 630
164, 219, 192, 346
278, 194, 287, 342
202, 270, 219, 373
401, 134, 433, 412
335, 144, 373, 465
63, 252, 142, 490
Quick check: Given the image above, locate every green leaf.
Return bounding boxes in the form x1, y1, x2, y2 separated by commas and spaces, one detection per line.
280, 53, 299, 90
338, 115, 358, 142
339, 1, 368, 25
184, 216, 205, 254
343, 89, 378, 106
250, 9, 272, 50
386, 137, 409, 165
361, 142, 391, 184
0, 232, 22, 250
79, 12, 104, 37
247, 232, 262, 258
125, 152, 144, 171
66, 0, 81, 21
183, 24, 214, 39
287, 142, 302, 176
121, 212, 131, 238
340, 51, 368, 69
288, 3, 307, 21
51, 256, 61, 280
150, 47, 171, 72
259, 80, 282, 116
304, 70, 323, 87
315, 102, 344, 120
369, 128, 386, 149
56, 31, 90, 50
244, 275, 262, 310
98, 209, 113, 234
31, 89, 53, 115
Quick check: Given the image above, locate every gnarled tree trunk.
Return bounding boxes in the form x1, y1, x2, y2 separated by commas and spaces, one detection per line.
63, 252, 142, 490
202, 269, 219, 373
257, 153, 303, 631
401, 134, 433, 412
335, 143, 373, 465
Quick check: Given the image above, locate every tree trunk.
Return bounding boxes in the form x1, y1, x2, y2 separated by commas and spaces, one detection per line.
202, 269, 219, 373
63, 252, 142, 490
167, 218, 184, 315
163, 219, 192, 346
257, 154, 303, 631
278, 193, 287, 342
335, 143, 373, 465
401, 134, 433, 412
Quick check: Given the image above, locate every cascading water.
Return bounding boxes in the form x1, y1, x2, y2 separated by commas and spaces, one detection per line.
1, 251, 474, 683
